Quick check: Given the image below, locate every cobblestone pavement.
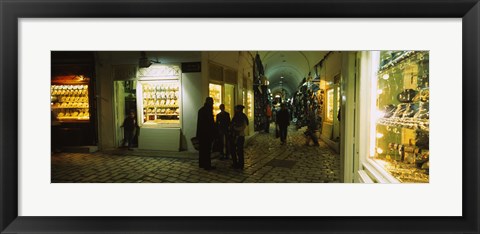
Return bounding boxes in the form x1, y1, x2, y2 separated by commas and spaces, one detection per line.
52, 125, 341, 183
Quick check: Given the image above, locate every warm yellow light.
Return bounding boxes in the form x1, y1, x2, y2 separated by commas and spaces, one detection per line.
376, 133, 384, 138
382, 74, 389, 80
377, 148, 384, 154
377, 89, 383, 95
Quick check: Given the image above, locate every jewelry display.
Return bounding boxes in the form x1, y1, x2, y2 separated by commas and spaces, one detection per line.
374, 51, 429, 183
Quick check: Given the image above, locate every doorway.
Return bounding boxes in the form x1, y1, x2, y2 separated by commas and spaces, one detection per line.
114, 80, 139, 148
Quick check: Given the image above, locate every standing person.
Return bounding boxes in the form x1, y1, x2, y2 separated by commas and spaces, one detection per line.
216, 104, 231, 160
231, 105, 248, 169
304, 112, 320, 146
196, 97, 216, 170
265, 103, 272, 133
276, 103, 290, 145
121, 110, 139, 150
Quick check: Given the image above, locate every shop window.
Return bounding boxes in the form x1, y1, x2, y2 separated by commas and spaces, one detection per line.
224, 84, 235, 116
209, 83, 222, 117
369, 51, 429, 183
326, 88, 334, 121
247, 91, 253, 119
139, 80, 180, 128
336, 86, 340, 118
51, 75, 90, 122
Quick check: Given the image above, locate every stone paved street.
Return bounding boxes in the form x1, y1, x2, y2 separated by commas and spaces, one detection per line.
52, 125, 341, 183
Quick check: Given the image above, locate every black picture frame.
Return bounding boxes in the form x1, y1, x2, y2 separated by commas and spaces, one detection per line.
1, 0, 478, 233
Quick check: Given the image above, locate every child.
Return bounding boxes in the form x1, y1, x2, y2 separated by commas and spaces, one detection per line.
121, 111, 138, 150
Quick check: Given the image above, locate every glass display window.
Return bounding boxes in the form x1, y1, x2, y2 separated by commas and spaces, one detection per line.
138, 80, 180, 128
370, 51, 429, 183
336, 86, 340, 115
51, 82, 90, 122
326, 88, 334, 121
209, 83, 222, 117
247, 91, 253, 119
224, 84, 235, 116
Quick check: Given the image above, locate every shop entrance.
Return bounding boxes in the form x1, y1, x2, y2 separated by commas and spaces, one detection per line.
114, 80, 139, 148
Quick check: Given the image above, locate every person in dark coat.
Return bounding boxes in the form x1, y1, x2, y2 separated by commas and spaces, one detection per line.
231, 105, 248, 169
196, 97, 216, 170
276, 103, 290, 145
121, 111, 139, 150
304, 112, 320, 146
216, 104, 231, 160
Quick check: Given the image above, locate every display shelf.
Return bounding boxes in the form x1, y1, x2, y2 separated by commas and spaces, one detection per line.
51, 84, 90, 122
57, 116, 90, 120
373, 159, 429, 183
372, 50, 429, 183
377, 117, 429, 131
51, 106, 89, 109
140, 81, 180, 127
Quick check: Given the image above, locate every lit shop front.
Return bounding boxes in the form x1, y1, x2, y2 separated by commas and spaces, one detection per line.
358, 51, 429, 183
208, 63, 237, 118
209, 83, 223, 118
51, 56, 97, 150
51, 75, 97, 148
114, 64, 182, 151
137, 65, 181, 151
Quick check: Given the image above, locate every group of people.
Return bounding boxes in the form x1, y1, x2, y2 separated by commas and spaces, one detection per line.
196, 97, 249, 171
273, 103, 319, 146
121, 96, 319, 170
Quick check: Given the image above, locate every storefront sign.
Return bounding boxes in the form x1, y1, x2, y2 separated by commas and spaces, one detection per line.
138, 64, 181, 78
181, 62, 201, 73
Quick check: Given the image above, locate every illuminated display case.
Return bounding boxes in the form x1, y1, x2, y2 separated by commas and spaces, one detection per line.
209, 83, 222, 117
138, 80, 180, 128
326, 89, 334, 121
51, 77, 90, 122
224, 84, 235, 116
371, 51, 429, 183
247, 91, 253, 119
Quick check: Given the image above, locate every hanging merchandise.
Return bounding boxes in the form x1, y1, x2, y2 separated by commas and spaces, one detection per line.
252, 54, 269, 132
253, 84, 269, 132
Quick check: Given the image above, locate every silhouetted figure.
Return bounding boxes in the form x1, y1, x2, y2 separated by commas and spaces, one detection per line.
196, 97, 216, 170
276, 103, 290, 145
121, 111, 139, 150
265, 103, 272, 133
305, 112, 319, 146
231, 105, 248, 169
216, 104, 231, 160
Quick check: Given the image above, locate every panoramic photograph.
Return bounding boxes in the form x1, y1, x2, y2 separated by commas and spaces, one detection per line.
50, 51, 429, 183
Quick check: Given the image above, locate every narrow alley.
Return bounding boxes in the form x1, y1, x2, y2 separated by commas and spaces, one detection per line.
51, 124, 340, 183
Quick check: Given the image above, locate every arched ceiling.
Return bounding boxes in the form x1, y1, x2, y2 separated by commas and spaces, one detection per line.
257, 51, 329, 97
